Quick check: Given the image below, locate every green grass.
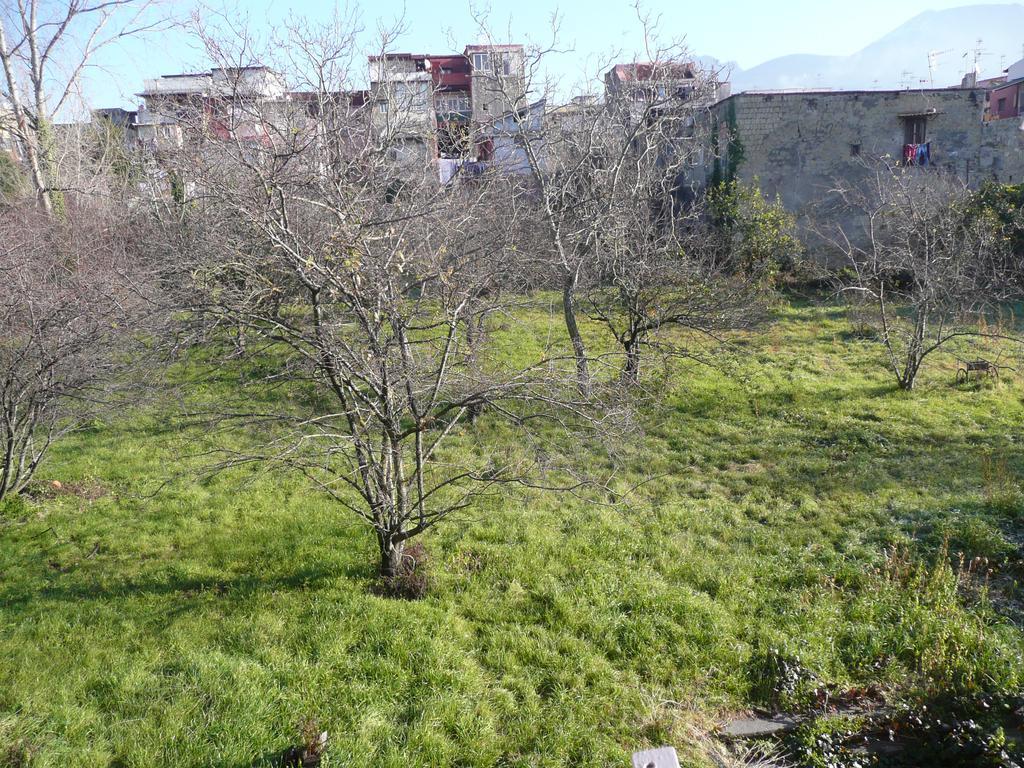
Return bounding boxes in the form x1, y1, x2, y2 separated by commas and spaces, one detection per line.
1, 302, 1022, 767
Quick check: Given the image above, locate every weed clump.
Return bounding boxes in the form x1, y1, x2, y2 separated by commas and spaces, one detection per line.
379, 541, 430, 600
0, 494, 29, 521
747, 646, 820, 712
2, 739, 37, 768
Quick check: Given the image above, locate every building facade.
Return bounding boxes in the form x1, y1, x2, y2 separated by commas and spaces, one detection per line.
713, 87, 1024, 216
988, 58, 1024, 121
464, 44, 526, 125
367, 45, 527, 176
134, 66, 293, 150
0, 97, 23, 161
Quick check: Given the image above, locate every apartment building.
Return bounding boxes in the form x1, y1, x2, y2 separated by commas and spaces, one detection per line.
604, 61, 730, 110
134, 66, 292, 149
368, 44, 527, 168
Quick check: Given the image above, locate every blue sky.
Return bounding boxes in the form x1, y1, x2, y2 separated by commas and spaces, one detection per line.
77, 0, 1015, 112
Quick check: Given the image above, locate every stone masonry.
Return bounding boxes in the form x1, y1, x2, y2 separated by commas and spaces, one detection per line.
714, 88, 1024, 223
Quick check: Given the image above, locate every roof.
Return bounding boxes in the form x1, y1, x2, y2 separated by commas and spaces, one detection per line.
608, 62, 696, 82
368, 53, 429, 62
463, 44, 523, 53
719, 86, 982, 101
286, 90, 368, 106
976, 75, 1008, 89
991, 77, 1024, 92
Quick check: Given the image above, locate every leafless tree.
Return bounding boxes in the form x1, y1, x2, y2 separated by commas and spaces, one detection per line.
0, 202, 150, 501
469, 9, 725, 393
572, 71, 772, 385
830, 163, 1023, 390
151, 21, 598, 582
0, 0, 172, 214
582, 192, 769, 385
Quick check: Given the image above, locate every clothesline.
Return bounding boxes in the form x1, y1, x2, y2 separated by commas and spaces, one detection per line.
902, 142, 931, 167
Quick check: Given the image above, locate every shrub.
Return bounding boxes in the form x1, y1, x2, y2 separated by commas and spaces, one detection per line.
707, 180, 803, 282
0, 152, 25, 203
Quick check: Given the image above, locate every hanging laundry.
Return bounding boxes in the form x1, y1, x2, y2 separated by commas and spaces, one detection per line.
916, 142, 931, 166
903, 144, 918, 165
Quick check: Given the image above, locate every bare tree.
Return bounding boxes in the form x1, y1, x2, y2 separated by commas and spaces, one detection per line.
831, 163, 1023, 390
573, 71, 775, 385
151, 21, 596, 582
582, 193, 769, 385
0, 0, 171, 214
470, 10, 725, 393
0, 202, 149, 501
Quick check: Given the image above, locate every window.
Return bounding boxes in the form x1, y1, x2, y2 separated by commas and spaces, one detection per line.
502, 56, 513, 76
377, 101, 388, 114
998, 97, 1007, 113
437, 93, 470, 113
850, 143, 861, 157
902, 115, 927, 145
472, 53, 491, 72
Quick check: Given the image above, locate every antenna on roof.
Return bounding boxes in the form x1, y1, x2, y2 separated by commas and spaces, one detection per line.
971, 38, 989, 73
927, 49, 952, 87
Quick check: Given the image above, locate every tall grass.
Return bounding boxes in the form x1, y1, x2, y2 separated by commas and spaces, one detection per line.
0, 302, 1021, 767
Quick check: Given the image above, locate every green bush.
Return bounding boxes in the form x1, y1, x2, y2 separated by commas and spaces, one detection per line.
707, 179, 803, 282
0, 151, 25, 203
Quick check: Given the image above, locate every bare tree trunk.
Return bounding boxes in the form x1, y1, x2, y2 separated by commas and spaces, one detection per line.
622, 337, 641, 384
33, 117, 63, 217
898, 310, 928, 390
378, 533, 405, 579
562, 274, 591, 394
0, 22, 51, 214
900, 350, 922, 390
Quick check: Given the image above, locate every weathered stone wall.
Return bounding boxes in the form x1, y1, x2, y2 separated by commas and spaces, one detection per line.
980, 116, 1024, 184
717, 88, 1024, 213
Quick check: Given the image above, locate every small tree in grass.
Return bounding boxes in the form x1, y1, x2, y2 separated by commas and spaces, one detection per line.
582, 190, 771, 385
571, 61, 775, 386
831, 164, 1023, 390
155, 19, 599, 582
0, 204, 149, 501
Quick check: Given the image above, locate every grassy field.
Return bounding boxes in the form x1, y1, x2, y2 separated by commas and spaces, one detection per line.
1, 301, 1022, 767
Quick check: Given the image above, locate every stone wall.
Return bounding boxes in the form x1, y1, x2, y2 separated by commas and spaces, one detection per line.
715, 88, 1024, 218
980, 115, 1024, 183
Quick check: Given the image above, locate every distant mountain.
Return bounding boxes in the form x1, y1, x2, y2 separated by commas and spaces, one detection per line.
716, 4, 1024, 92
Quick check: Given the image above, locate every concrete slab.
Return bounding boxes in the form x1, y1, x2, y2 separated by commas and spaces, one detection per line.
720, 713, 801, 739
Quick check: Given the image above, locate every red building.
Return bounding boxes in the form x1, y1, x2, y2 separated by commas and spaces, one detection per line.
988, 58, 1024, 121
990, 80, 1022, 120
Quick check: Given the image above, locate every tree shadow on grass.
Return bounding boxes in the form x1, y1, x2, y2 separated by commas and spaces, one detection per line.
0, 557, 376, 623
